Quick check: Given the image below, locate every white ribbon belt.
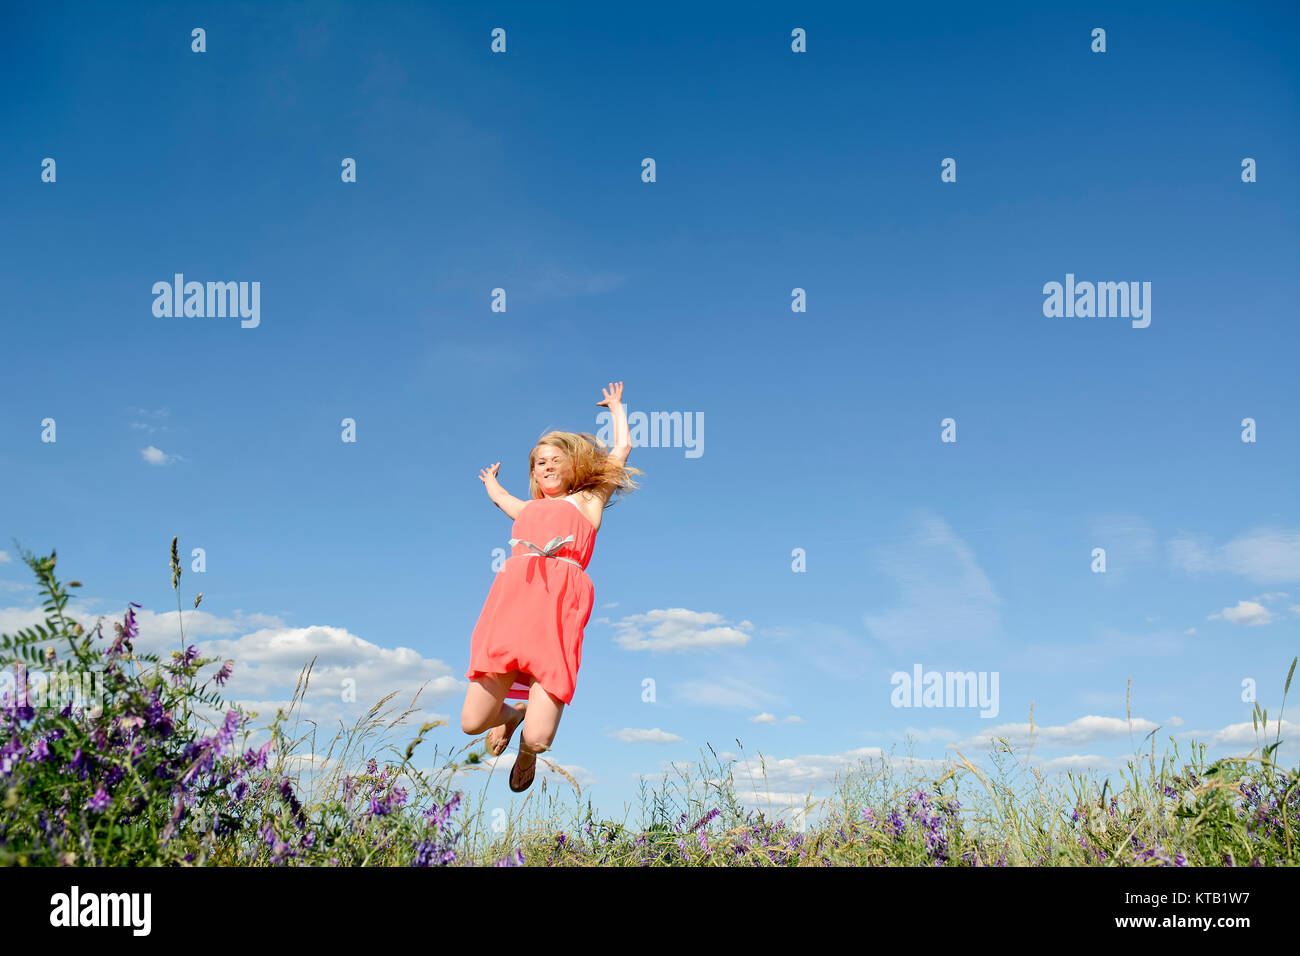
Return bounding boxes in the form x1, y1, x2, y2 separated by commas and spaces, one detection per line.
509, 534, 584, 570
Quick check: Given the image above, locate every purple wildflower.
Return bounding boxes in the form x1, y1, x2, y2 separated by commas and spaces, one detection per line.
688, 808, 720, 833
87, 786, 111, 813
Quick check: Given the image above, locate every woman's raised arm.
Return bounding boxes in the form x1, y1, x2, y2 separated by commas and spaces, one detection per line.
597, 381, 631, 465
479, 461, 528, 520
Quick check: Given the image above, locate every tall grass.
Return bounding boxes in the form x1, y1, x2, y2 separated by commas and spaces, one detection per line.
1, 539, 1295, 866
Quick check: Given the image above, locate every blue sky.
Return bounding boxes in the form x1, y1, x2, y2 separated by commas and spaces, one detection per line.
1, 1, 1297, 830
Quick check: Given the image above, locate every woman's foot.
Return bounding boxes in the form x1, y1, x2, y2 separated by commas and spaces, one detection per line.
485, 703, 526, 757
509, 744, 538, 792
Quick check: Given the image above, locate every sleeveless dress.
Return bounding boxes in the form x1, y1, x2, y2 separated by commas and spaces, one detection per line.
465, 495, 597, 706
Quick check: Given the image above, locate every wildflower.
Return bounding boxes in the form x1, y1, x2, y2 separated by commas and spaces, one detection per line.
144, 692, 174, 737
413, 839, 457, 867
27, 738, 50, 763
87, 786, 111, 813
244, 739, 272, 771
107, 602, 141, 658
117, 715, 145, 734
492, 849, 525, 867
423, 793, 462, 830
260, 823, 294, 864
280, 778, 308, 827
885, 809, 906, 837
215, 710, 241, 753
214, 660, 234, 686
688, 808, 720, 833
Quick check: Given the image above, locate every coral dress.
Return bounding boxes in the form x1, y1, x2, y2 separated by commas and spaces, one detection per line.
465, 495, 597, 706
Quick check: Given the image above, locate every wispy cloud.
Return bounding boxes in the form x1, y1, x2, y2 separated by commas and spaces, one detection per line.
1013, 625, 1189, 672
612, 728, 683, 744
526, 267, 625, 303
1169, 527, 1300, 584
128, 406, 171, 435
862, 512, 1002, 656
675, 676, 780, 710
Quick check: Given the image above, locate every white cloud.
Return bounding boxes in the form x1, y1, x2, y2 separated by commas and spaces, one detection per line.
1181, 718, 1300, 749
1169, 527, 1300, 583
751, 712, 802, 724
862, 512, 1002, 656
612, 727, 683, 744
611, 608, 753, 652
1208, 600, 1273, 626
141, 445, 183, 466
960, 714, 1161, 750
0, 551, 11, 564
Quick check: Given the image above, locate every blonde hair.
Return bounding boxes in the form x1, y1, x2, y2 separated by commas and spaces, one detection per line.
528, 430, 642, 505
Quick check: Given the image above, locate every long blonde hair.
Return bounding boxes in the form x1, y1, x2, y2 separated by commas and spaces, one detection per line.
528, 430, 643, 506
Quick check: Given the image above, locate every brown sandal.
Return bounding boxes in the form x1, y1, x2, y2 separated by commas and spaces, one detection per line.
485, 703, 526, 757
509, 748, 537, 792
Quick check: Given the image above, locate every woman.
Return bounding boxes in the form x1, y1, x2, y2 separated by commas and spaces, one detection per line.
461, 381, 642, 792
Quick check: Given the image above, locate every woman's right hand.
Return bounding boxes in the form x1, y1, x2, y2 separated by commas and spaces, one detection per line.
479, 462, 501, 486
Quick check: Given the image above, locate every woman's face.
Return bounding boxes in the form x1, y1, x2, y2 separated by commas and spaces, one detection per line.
533, 445, 572, 497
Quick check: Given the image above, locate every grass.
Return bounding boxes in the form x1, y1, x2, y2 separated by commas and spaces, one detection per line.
1, 538, 1295, 866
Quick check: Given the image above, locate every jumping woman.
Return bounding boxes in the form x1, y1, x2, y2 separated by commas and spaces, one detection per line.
461, 381, 641, 792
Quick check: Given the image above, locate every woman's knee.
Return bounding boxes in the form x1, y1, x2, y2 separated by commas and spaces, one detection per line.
460, 690, 500, 734
460, 703, 488, 735
521, 727, 554, 752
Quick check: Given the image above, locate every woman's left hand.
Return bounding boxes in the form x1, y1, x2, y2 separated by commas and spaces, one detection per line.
596, 381, 624, 407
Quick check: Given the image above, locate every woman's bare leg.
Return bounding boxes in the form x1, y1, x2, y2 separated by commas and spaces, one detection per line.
461, 672, 526, 735
518, 679, 565, 762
